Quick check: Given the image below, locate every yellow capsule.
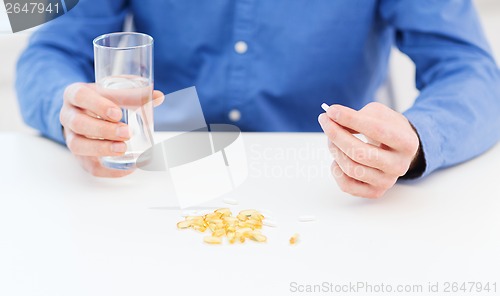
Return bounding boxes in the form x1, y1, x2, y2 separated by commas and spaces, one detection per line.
227, 231, 236, 242
248, 230, 267, 242
239, 209, 258, 217
237, 213, 248, 221
190, 219, 206, 228
213, 228, 226, 237
223, 216, 239, 223
192, 225, 207, 232
204, 236, 222, 244
249, 213, 264, 221
209, 218, 224, 225
176, 208, 268, 245
215, 208, 232, 217
176, 220, 192, 229
289, 233, 299, 245
204, 213, 219, 221
236, 227, 253, 236
208, 223, 217, 232
245, 219, 261, 227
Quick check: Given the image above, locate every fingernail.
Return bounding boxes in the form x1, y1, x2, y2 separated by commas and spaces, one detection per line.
107, 108, 122, 121
111, 142, 127, 153
329, 106, 340, 121
116, 125, 130, 138
318, 113, 327, 125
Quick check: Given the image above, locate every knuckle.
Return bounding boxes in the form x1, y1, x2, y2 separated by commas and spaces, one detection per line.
88, 165, 101, 177
371, 123, 386, 139
330, 162, 341, 178
66, 137, 78, 153
351, 148, 366, 163
331, 163, 346, 185
371, 188, 386, 199
69, 113, 85, 132
337, 180, 350, 194
328, 129, 337, 141
343, 163, 355, 179
327, 141, 336, 155
404, 136, 420, 155
65, 83, 84, 103
324, 124, 337, 141
343, 161, 359, 179
92, 122, 109, 138
96, 141, 111, 156
59, 105, 71, 126
333, 174, 352, 194
392, 161, 409, 176
365, 102, 385, 111
378, 176, 396, 190
59, 110, 66, 125
399, 160, 411, 175
339, 108, 353, 123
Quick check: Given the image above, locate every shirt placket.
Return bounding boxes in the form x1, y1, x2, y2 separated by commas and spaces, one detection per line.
226, 0, 255, 124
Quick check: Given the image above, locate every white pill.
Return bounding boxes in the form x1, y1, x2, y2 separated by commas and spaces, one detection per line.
223, 198, 239, 205
263, 219, 277, 227
321, 103, 330, 112
298, 215, 316, 222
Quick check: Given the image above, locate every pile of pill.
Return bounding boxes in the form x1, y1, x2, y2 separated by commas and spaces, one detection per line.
177, 208, 268, 244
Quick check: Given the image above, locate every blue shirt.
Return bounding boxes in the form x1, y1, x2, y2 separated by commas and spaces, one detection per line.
16, 0, 500, 178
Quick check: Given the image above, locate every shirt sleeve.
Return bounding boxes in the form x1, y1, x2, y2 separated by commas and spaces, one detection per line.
16, 0, 128, 144
379, 0, 500, 178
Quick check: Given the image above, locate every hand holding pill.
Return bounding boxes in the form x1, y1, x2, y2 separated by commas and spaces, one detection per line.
318, 102, 421, 198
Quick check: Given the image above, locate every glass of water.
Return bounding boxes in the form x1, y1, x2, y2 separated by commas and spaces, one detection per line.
93, 32, 154, 170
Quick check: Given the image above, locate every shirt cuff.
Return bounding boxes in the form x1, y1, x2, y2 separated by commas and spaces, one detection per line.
43, 87, 66, 145
402, 108, 444, 178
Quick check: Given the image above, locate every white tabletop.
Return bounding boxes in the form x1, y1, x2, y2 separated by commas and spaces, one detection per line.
1, 132, 499, 296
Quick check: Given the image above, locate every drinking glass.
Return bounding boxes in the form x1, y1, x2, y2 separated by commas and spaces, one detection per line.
93, 32, 154, 170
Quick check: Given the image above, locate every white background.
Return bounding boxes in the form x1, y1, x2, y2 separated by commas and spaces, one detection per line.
0, 0, 499, 133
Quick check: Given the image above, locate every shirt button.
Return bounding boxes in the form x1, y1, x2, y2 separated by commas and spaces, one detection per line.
228, 109, 241, 122
234, 41, 248, 54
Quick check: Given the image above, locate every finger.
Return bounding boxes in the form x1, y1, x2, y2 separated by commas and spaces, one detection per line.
331, 162, 385, 199
319, 114, 398, 174
64, 83, 123, 122
76, 156, 134, 178
329, 141, 396, 189
61, 106, 130, 141
65, 130, 127, 157
325, 103, 407, 149
153, 90, 165, 107
321, 112, 358, 134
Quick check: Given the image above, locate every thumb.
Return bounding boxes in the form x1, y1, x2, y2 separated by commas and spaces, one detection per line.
153, 90, 165, 108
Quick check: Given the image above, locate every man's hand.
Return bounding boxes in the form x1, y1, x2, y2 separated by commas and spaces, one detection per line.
59, 83, 164, 178
318, 102, 420, 198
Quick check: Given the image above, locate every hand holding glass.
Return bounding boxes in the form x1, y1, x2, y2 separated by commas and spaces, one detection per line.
93, 32, 155, 170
